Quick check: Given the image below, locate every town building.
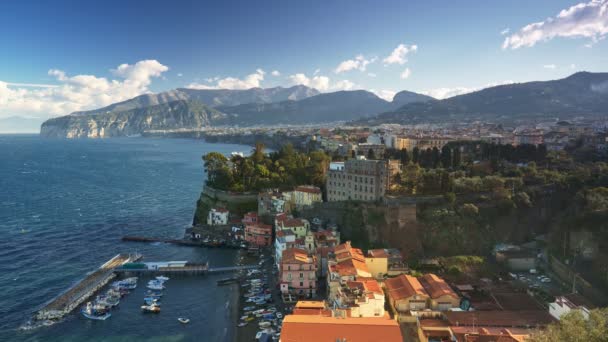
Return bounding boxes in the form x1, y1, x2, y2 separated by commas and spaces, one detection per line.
393, 136, 452, 151
258, 190, 288, 215
284, 185, 323, 209
275, 229, 297, 270
244, 221, 273, 247
327, 158, 397, 202
358, 143, 386, 159
549, 294, 594, 320
326, 242, 387, 318
206, 208, 229, 225
281, 312, 403, 342
365, 249, 389, 279
280, 248, 318, 297
385, 274, 430, 315
419, 273, 460, 310
514, 129, 544, 146
276, 216, 310, 239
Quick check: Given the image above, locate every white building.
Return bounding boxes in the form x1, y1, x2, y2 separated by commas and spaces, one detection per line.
274, 229, 296, 270
207, 208, 229, 225
549, 294, 592, 320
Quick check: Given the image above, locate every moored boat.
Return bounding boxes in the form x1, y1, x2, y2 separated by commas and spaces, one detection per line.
141, 303, 161, 313
81, 302, 111, 320
178, 317, 190, 324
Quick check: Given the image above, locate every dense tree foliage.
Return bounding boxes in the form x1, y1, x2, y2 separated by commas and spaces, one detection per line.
203, 143, 330, 192
529, 309, 608, 342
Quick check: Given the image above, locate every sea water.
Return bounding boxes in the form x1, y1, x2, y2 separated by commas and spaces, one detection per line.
0, 135, 251, 341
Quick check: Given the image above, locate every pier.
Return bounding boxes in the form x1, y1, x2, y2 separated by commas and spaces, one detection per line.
36, 253, 141, 321
113, 261, 258, 275
121, 235, 245, 249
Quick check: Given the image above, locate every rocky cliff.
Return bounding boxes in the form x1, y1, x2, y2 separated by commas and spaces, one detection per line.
40, 100, 227, 138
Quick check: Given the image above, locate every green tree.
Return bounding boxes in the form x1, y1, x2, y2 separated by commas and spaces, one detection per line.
441, 145, 452, 169
529, 309, 608, 342
453, 147, 462, 168
413, 147, 420, 164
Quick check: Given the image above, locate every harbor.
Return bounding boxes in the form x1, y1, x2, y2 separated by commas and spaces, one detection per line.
35, 253, 142, 321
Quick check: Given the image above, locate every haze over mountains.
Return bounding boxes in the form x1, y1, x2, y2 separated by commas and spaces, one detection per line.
358, 72, 608, 125
39, 72, 608, 138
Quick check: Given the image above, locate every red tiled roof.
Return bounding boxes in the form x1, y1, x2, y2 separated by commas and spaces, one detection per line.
419, 274, 459, 300
385, 274, 428, 301
283, 218, 306, 227
444, 311, 556, 328
281, 315, 403, 342
282, 248, 314, 264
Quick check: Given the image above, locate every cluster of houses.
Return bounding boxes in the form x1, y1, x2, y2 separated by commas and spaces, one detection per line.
203, 182, 597, 341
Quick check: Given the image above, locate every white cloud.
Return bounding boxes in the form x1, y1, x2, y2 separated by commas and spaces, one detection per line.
288, 73, 357, 92
400, 68, 412, 79
501, 28, 510, 35
332, 80, 356, 91
271, 70, 281, 76
370, 89, 396, 101
571, 63, 577, 69
503, 0, 608, 49
543, 64, 557, 69
383, 44, 418, 65
423, 80, 515, 100
177, 73, 183, 77
367, 73, 377, 78
288, 73, 330, 91
313, 68, 321, 75
188, 69, 266, 90
0, 59, 168, 120
334, 55, 376, 73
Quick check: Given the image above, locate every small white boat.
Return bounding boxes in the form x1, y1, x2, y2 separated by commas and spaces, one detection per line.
178, 317, 190, 324
147, 283, 165, 290
276, 312, 283, 319
156, 276, 170, 282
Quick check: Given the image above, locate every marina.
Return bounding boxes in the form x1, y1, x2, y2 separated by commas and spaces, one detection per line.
35, 253, 142, 321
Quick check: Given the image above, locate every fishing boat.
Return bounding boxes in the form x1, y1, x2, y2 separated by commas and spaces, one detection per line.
156, 276, 170, 282
96, 295, 120, 307
81, 302, 111, 320
141, 303, 161, 313
275, 312, 283, 319
177, 317, 190, 324
259, 321, 272, 329
147, 283, 165, 290
144, 298, 161, 306
238, 322, 248, 327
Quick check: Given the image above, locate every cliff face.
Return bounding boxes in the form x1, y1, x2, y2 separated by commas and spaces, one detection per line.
40, 100, 228, 138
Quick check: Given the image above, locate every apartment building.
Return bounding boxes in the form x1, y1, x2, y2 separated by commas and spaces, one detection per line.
280, 248, 318, 297
393, 136, 452, 151
327, 158, 394, 202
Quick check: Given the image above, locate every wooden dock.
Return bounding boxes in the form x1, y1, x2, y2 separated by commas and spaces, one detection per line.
36, 253, 141, 321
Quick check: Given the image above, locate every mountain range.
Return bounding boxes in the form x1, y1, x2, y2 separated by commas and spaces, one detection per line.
356, 72, 608, 125
39, 72, 608, 138
40, 86, 432, 138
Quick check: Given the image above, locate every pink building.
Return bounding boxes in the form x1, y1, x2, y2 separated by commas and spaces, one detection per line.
242, 211, 259, 225
280, 248, 318, 297
245, 222, 273, 247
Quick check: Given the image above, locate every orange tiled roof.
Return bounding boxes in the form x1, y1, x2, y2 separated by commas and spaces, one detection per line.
385, 274, 428, 301
282, 248, 313, 264
419, 273, 459, 300
281, 314, 403, 342
283, 218, 306, 227
295, 301, 326, 309
367, 249, 389, 258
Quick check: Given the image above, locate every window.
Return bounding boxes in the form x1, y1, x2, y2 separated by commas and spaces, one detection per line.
300, 281, 303, 287
300, 272, 304, 278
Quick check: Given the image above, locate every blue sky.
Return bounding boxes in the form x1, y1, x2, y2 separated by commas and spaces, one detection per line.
1, 0, 607, 123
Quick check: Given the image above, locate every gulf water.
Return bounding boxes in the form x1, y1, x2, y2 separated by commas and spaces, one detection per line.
0, 135, 251, 341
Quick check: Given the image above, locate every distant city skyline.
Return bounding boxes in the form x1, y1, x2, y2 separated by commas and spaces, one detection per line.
1, 0, 607, 124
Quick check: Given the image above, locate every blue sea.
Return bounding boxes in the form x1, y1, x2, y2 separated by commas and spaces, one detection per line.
0, 135, 251, 341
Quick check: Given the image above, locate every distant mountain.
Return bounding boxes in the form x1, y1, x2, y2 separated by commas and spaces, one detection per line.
0, 116, 44, 134
41, 100, 228, 138
38, 86, 437, 138
357, 72, 608, 125
390, 90, 435, 108
71, 86, 320, 117
216, 90, 392, 125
